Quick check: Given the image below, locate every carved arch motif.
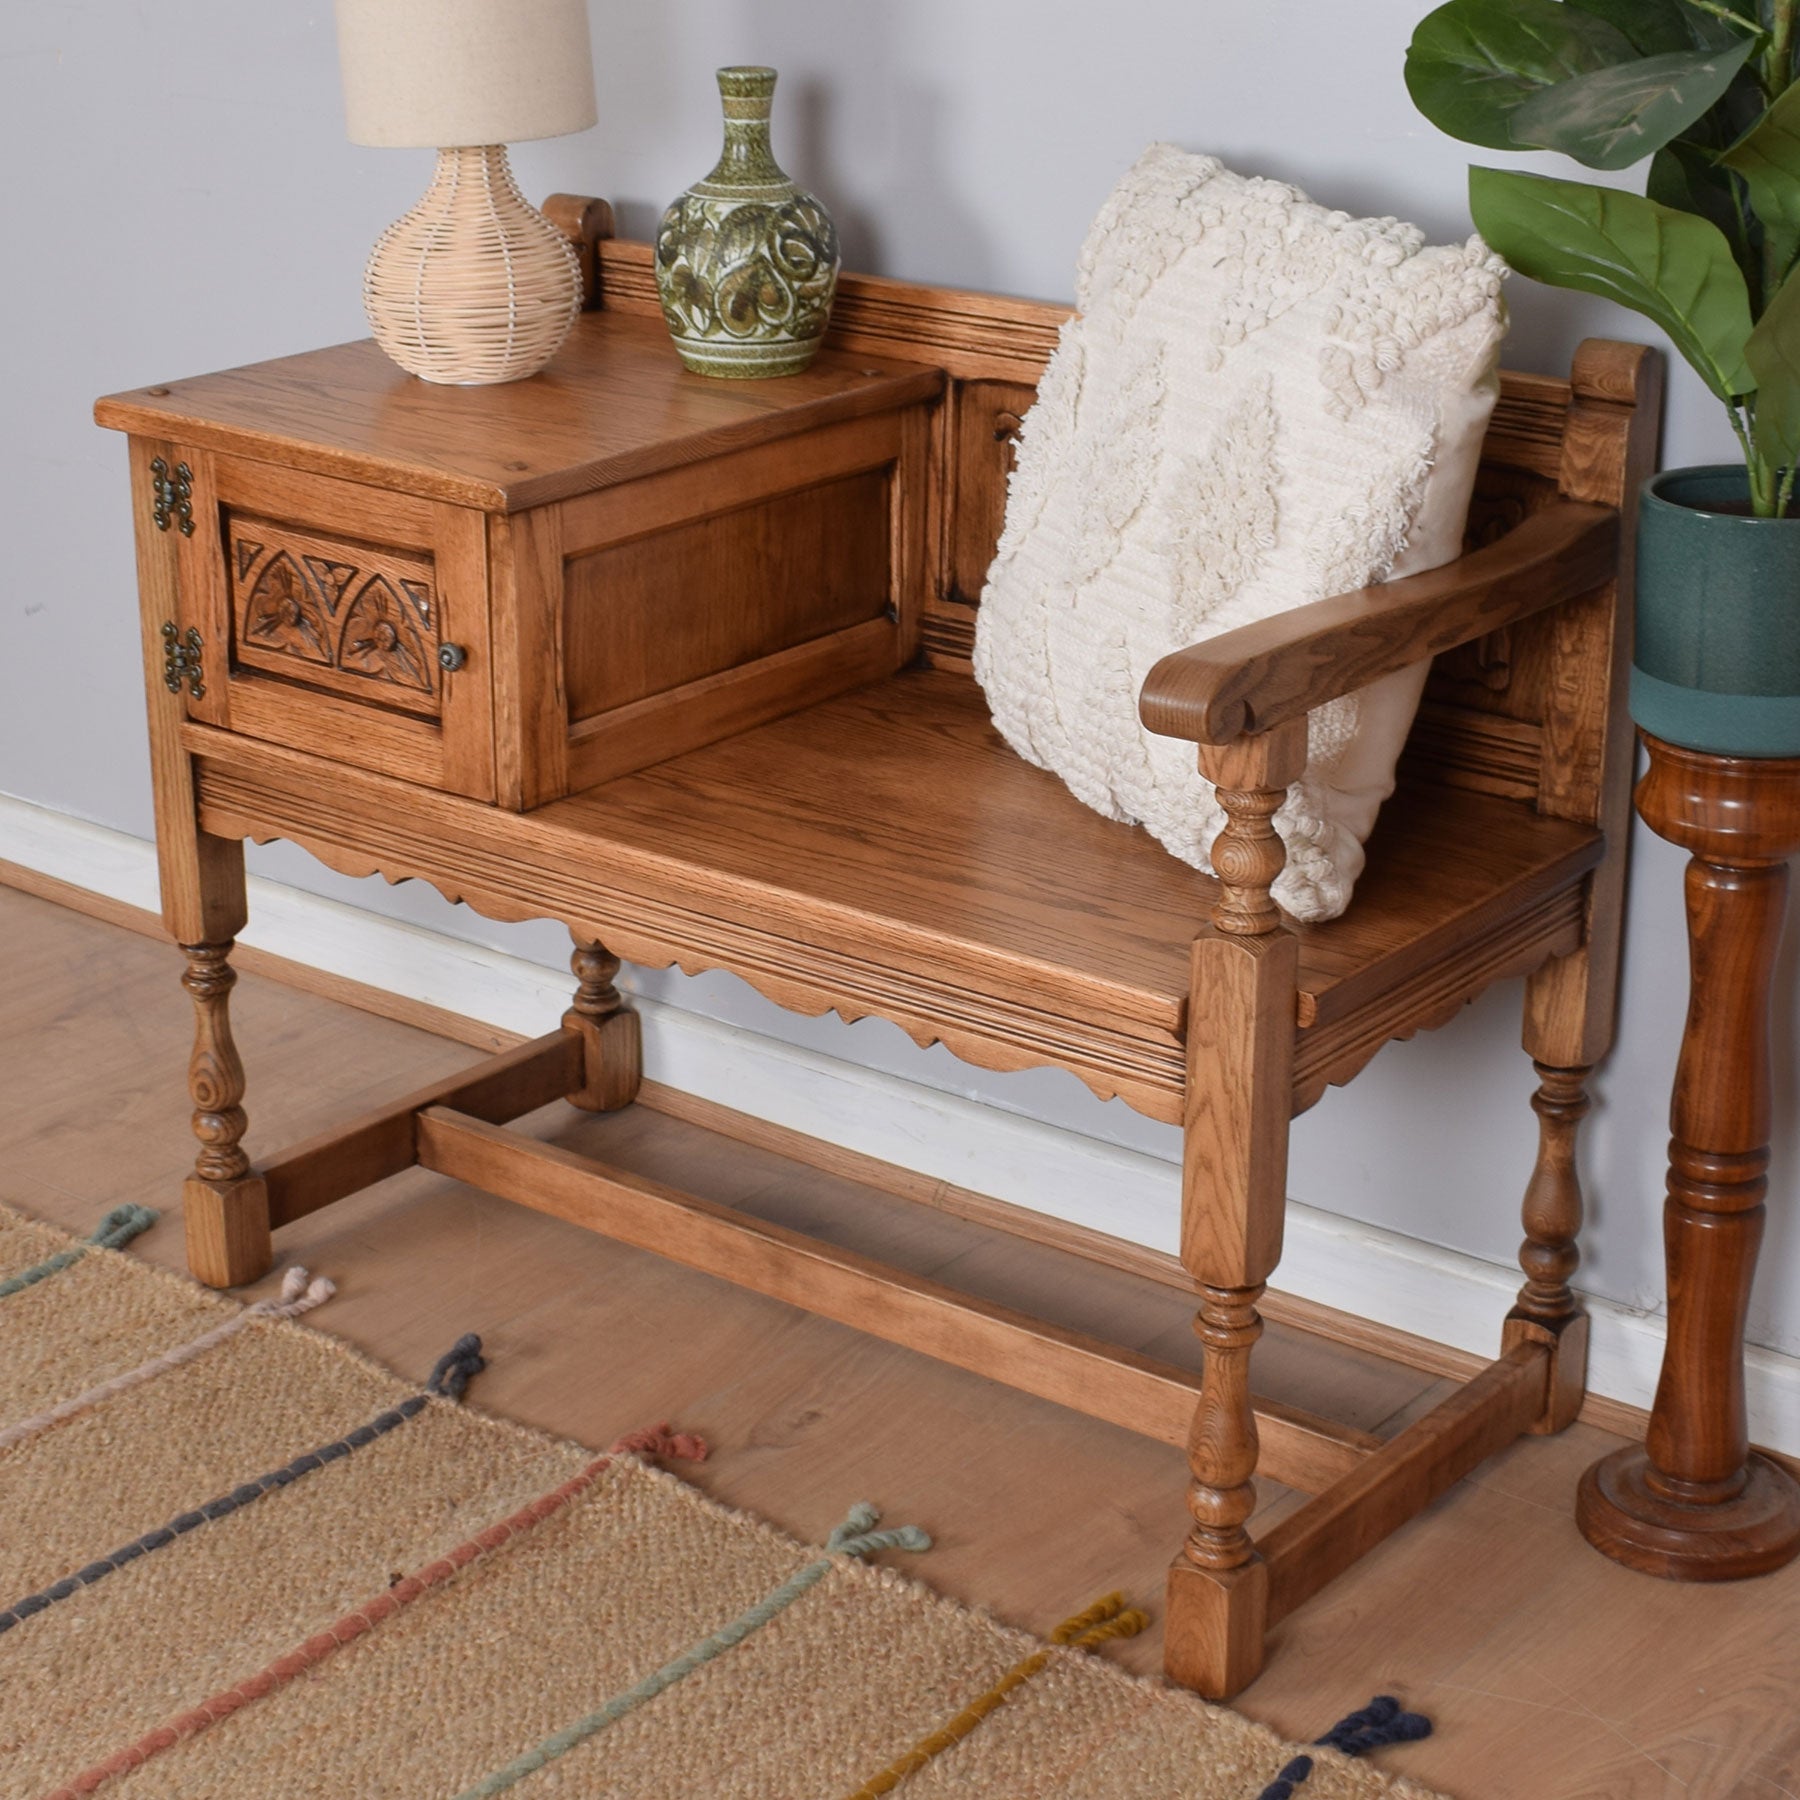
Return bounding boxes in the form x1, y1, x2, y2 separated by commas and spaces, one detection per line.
338, 575, 433, 693
242, 551, 331, 665
227, 517, 442, 712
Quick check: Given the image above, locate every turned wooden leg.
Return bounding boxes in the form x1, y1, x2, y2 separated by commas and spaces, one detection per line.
180, 940, 271, 1287
1165, 720, 1306, 1700
1579, 735, 1800, 1579
128, 441, 265, 1286
1502, 1061, 1592, 1433
1169, 1280, 1273, 1695
561, 938, 642, 1112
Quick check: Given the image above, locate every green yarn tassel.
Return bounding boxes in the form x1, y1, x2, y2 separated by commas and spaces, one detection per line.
0, 1205, 157, 1301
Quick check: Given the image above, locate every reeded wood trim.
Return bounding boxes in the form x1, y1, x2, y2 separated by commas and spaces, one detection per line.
596, 238, 1068, 382
1483, 369, 1574, 481
416, 1106, 1377, 1493
1399, 704, 1543, 803
1292, 884, 1588, 1107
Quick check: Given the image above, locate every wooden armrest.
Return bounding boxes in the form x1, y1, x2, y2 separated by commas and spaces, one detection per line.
1138, 501, 1618, 747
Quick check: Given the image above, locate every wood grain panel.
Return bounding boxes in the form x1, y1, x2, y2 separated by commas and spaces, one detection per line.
565, 617, 903, 792
564, 466, 893, 720
946, 379, 1034, 606
1523, 340, 1666, 1070
96, 310, 944, 513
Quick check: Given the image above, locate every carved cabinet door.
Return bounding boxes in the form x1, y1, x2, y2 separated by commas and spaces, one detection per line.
168, 450, 496, 800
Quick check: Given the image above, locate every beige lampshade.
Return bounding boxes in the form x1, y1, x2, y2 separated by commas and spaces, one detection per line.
335, 0, 597, 148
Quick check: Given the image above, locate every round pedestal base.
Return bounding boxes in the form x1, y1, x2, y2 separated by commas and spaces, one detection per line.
1578, 1447, 1800, 1580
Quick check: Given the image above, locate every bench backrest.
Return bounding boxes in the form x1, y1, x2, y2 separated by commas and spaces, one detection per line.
593, 239, 1662, 846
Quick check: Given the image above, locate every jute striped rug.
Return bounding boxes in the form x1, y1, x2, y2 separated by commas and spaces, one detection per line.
0, 1202, 1446, 1798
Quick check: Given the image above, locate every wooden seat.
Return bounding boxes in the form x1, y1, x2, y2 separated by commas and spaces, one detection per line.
556, 667, 1604, 1121
192, 664, 1602, 1130
101, 219, 1664, 1706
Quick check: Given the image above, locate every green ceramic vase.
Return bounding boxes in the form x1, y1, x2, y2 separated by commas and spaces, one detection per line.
655, 67, 841, 379
1631, 465, 1800, 757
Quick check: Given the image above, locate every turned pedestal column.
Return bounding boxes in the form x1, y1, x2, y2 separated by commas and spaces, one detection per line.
1578, 733, 1800, 1579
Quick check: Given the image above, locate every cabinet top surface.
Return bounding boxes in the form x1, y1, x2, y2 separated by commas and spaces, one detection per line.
94, 309, 944, 513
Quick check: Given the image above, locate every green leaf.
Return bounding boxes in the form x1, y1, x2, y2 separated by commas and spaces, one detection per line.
1405, 0, 1637, 150
1720, 83, 1800, 290
1748, 264, 1800, 468
1565, 0, 1750, 57
1511, 42, 1757, 169
1469, 166, 1755, 398
1649, 140, 1758, 289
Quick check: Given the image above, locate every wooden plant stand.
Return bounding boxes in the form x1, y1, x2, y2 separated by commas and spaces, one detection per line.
1579, 734, 1800, 1579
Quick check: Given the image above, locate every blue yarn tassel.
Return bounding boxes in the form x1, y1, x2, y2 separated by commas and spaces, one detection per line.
426, 1333, 486, 1400
1254, 1696, 1431, 1799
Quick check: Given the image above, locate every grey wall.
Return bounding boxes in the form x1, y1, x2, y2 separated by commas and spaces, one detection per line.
5, 1, 1795, 1355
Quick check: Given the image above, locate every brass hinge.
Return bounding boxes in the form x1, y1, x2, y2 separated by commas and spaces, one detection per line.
149, 457, 194, 535
161, 622, 205, 699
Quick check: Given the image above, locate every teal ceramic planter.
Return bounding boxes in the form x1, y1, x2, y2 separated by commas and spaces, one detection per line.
655, 67, 841, 379
1631, 465, 1800, 757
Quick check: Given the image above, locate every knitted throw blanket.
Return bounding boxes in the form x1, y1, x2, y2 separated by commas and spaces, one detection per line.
974, 146, 1506, 921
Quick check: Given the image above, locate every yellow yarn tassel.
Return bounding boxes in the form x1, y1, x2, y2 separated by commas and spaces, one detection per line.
842, 1592, 1150, 1799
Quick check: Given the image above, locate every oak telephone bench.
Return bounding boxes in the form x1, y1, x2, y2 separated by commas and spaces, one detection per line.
95, 196, 1659, 1699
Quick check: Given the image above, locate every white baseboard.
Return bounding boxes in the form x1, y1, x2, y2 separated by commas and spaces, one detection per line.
6, 791, 1798, 1456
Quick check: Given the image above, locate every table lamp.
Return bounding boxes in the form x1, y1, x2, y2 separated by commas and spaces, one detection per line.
335, 0, 598, 385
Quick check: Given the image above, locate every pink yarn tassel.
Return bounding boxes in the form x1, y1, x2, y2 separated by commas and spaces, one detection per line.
607, 1421, 709, 1462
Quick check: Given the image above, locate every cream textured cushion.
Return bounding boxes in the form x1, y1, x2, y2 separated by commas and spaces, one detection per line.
973, 146, 1506, 921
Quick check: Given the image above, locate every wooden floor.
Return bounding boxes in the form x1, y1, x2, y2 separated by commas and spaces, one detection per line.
5, 882, 1799, 1799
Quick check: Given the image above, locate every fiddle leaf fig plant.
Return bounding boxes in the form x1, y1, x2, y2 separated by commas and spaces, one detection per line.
1406, 0, 1800, 514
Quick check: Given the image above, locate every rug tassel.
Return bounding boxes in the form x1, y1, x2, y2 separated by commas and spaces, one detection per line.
425, 1334, 486, 1401
1049, 1591, 1150, 1649
264, 1268, 336, 1317
1254, 1695, 1433, 1800
607, 1421, 710, 1462
1317, 1694, 1432, 1756
828, 1503, 932, 1558
90, 1205, 158, 1250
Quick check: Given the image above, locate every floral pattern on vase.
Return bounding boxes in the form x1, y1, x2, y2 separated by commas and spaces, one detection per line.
655, 67, 840, 379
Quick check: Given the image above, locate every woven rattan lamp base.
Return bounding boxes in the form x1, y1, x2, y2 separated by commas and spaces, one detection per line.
363, 145, 582, 386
